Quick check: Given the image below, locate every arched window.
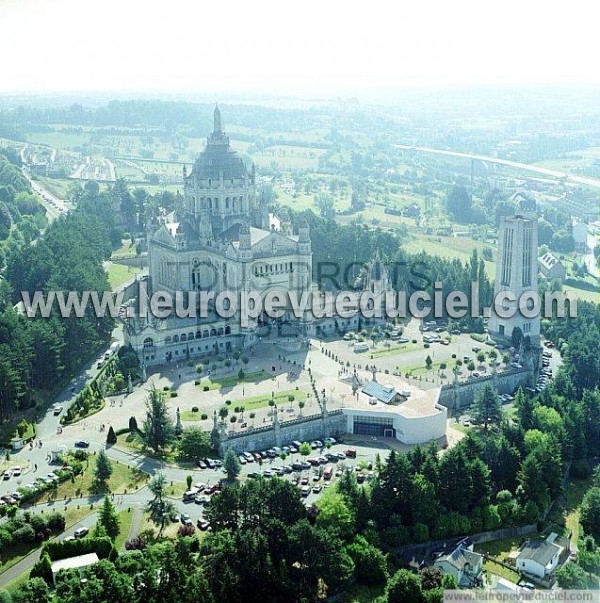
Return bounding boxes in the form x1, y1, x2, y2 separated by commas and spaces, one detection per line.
196, 330, 202, 339
224, 325, 231, 335
203, 330, 209, 338
210, 328, 217, 337
173, 335, 179, 343
225, 197, 230, 209
188, 332, 194, 341
143, 337, 154, 348
217, 327, 224, 336
165, 336, 172, 344
180, 333, 187, 342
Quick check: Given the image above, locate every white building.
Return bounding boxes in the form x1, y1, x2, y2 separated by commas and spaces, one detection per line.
342, 375, 447, 444
515, 533, 567, 579
572, 221, 588, 252
538, 252, 566, 282
489, 207, 540, 347
434, 540, 484, 587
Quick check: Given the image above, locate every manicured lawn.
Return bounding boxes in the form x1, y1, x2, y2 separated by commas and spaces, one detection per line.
181, 410, 208, 422
230, 389, 307, 412
165, 481, 188, 500
401, 358, 453, 377
111, 241, 137, 259
197, 370, 271, 391
482, 559, 521, 584
548, 476, 593, 547
30, 454, 148, 503
363, 342, 421, 358
105, 261, 140, 289
114, 508, 135, 552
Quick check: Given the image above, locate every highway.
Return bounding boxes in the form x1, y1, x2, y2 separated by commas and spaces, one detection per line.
393, 144, 600, 190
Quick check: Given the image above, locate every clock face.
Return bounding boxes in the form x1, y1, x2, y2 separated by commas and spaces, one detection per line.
193, 258, 200, 267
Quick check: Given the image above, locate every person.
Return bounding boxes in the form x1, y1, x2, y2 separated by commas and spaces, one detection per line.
34, 463, 37, 471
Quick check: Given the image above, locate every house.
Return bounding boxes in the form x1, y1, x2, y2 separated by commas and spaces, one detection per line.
433, 540, 484, 587
515, 533, 568, 579
538, 252, 566, 282
572, 221, 588, 252
51, 552, 99, 584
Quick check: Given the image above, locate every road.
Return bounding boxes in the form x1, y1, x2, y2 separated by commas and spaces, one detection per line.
583, 231, 599, 278
394, 144, 600, 190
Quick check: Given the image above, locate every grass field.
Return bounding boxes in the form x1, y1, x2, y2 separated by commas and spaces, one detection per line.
548, 476, 593, 547
230, 389, 307, 412
361, 342, 421, 359
197, 370, 271, 391
114, 508, 135, 552
105, 261, 141, 289
30, 455, 148, 503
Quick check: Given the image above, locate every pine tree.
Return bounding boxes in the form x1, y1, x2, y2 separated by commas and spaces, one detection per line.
224, 448, 241, 480
94, 449, 113, 485
106, 425, 117, 445
139, 387, 174, 454
145, 472, 176, 537
472, 384, 502, 430
97, 495, 120, 539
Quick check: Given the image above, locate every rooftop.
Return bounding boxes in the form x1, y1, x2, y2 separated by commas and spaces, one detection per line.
51, 552, 99, 575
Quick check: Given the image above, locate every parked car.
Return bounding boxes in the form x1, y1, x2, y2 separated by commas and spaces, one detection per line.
301, 486, 311, 497
10, 467, 21, 477
180, 513, 191, 524
312, 484, 322, 493
74, 440, 90, 448
344, 448, 357, 458
73, 527, 89, 539
2, 471, 11, 480
197, 519, 210, 530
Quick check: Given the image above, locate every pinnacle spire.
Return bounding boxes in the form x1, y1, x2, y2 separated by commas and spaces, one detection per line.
214, 103, 222, 132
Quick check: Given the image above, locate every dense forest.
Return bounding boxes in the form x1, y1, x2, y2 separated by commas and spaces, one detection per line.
0, 182, 117, 423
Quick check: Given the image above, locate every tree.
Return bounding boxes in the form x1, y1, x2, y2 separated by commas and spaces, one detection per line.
106, 425, 117, 445
299, 442, 311, 456
224, 449, 241, 480
178, 426, 212, 463
347, 535, 388, 585
145, 472, 177, 537
97, 495, 120, 540
386, 569, 423, 603
94, 449, 113, 487
555, 562, 589, 588
425, 355, 433, 370
139, 387, 174, 454
218, 406, 229, 421
471, 384, 501, 430
446, 185, 472, 222
316, 490, 355, 542
580, 487, 600, 540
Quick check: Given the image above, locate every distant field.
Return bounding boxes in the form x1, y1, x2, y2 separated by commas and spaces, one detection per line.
106, 262, 141, 289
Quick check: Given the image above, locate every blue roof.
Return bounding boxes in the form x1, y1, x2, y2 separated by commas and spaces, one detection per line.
362, 381, 398, 404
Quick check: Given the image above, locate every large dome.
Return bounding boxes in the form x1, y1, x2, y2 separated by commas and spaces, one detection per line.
191, 105, 250, 180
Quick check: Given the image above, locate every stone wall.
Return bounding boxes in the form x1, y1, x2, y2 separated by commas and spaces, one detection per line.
220, 410, 346, 453
438, 368, 532, 412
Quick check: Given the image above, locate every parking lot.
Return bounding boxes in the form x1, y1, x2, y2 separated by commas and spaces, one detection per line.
179, 439, 394, 526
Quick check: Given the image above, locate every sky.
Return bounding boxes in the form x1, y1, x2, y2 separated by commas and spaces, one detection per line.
1, 0, 600, 98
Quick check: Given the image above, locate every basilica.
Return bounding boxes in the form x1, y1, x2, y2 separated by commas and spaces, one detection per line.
125, 107, 314, 365
125, 107, 391, 365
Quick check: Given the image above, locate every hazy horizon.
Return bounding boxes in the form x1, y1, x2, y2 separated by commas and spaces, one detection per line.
3, 0, 600, 99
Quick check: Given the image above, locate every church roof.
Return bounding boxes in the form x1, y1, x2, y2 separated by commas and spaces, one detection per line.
190, 105, 250, 180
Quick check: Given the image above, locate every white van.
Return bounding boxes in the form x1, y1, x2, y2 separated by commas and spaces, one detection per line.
353, 342, 369, 353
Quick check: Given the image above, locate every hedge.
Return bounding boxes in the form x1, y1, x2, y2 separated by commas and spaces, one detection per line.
44, 535, 117, 562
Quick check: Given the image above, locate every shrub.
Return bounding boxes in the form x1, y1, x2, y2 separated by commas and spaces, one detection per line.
203, 386, 209, 392
13, 524, 36, 544
191, 406, 199, 413
201, 413, 208, 420
196, 365, 203, 374
106, 425, 117, 445
170, 392, 178, 398
230, 415, 237, 423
